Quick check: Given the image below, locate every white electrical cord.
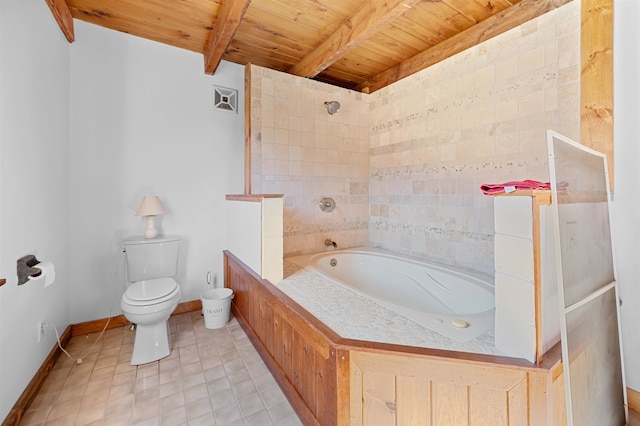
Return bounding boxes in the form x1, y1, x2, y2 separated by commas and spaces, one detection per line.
48, 323, 73, 361
46, 245, 128, 365
47, 319, 110, 364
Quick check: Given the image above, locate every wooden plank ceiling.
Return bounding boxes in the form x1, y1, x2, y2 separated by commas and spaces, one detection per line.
55, 0, 571, 93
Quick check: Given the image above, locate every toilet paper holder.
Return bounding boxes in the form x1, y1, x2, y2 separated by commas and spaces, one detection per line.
17, 254, 42, 285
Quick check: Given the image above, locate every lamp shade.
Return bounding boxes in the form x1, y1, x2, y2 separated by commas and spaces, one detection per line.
135, 196, 165, 216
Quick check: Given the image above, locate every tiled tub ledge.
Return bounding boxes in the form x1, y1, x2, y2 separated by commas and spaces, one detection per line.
278, 260, 498, 356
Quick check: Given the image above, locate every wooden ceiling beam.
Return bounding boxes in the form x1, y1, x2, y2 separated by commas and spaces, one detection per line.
288, 0, 424, 78
204, 0, 252, 74
356, 0, 573, 93
45, 0, 75, 42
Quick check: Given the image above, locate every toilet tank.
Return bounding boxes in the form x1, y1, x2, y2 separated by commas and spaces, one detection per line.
124, 235, 180, 282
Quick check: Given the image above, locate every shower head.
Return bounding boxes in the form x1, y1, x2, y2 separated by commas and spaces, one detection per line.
324, 101, 341, 115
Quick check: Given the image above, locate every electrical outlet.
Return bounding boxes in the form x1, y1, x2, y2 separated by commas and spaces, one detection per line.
37, 321, 46, 342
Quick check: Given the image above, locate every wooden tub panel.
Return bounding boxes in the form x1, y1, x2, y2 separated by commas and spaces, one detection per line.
225, 251, 340, 426
433, 382, 469, 424
224, 250, 566, 426
348, 350, 563, 425
293, 330, 317, 414
362, 371, 395, 425
396, 376, 430, 425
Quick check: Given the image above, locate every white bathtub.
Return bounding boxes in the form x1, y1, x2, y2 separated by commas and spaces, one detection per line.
294, 247, 495, 343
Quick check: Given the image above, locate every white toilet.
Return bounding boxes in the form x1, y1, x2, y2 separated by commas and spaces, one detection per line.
122, 235, 181, 365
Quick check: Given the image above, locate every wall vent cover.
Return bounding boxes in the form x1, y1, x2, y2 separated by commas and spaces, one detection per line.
213, 85, 238, 113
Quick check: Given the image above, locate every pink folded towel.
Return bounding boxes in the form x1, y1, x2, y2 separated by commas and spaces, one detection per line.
480, 180, 550, 195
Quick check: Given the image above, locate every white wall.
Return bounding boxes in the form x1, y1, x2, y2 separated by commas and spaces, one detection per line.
613, 0, 640, 392
0, 0, 71, 419
69, 22, 245, 323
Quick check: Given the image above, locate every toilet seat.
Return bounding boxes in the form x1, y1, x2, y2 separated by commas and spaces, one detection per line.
123, 278, 179, 306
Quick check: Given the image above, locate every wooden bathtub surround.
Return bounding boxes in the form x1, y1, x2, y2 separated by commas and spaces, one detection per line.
224, 249, 567, 425
630, 388, 640, 415
225, 249, 341, 425
348, 348, 565, 426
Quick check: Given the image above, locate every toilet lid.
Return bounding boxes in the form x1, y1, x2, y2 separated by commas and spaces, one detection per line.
125, 278, 178, 302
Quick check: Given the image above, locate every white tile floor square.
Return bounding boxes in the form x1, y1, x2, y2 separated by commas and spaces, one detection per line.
20, 311, 302, 425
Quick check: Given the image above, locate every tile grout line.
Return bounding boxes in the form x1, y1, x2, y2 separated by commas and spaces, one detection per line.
20, 311, 302, 426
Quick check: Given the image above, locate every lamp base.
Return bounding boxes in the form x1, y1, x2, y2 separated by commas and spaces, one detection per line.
144, 216, 158, 238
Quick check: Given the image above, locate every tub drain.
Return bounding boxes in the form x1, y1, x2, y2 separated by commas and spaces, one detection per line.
452, 319, 469, 328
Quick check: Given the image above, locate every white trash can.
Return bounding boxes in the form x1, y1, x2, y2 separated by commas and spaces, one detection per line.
201, 288, 234, 329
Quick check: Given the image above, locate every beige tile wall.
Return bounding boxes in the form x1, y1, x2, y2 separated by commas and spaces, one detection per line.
250, 66, 370, 256
250, 1, 580, 270
367, 2, 580, 274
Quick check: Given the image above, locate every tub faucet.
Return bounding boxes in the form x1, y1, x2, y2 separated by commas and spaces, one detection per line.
325, 239, 337, 248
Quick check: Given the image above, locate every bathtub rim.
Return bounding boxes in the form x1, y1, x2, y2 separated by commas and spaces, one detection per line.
286, 246, 496, 343
231, 249, 560, 371
287, 246, 495, 288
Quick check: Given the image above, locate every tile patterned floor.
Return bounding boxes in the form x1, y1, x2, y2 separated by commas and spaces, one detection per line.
20, 311, 302, 425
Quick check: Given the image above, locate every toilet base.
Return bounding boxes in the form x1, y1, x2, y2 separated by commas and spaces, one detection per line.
130, 320, 172, 365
